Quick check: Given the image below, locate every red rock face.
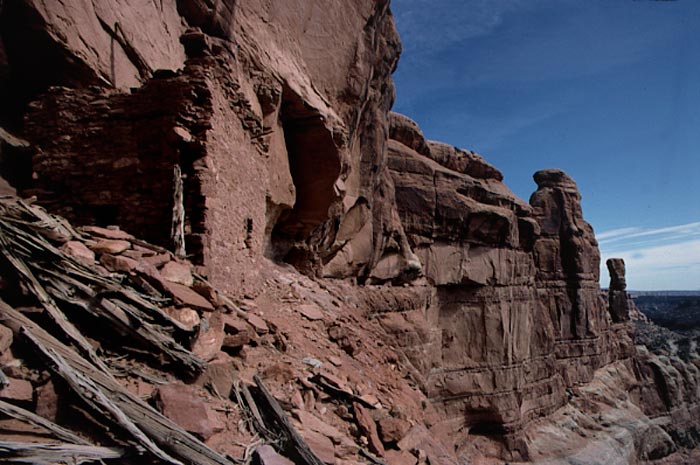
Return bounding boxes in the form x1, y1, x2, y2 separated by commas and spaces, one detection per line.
530, 169, 621, 387
9, 0, 416, 294
1, 2, 699, 463
386, 114, 567, 455
384, 115, 648, 457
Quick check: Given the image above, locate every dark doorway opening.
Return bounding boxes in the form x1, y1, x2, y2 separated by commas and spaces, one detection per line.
268, 87, 341, 269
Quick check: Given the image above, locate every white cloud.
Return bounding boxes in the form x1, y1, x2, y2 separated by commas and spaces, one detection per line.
392, 0, 527, 57
596, 227, 641, 241
599, 222, 700, 246
598, 222, 700, 290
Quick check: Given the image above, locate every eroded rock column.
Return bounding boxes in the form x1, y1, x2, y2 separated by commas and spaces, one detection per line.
607, 258, 631, 322
530, 169, 614, 386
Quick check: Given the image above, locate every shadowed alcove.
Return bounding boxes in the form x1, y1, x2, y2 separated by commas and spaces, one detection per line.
268, 86, 341, 268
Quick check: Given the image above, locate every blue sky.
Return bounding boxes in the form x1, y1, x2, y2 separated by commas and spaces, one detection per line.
390, 0, 700, 290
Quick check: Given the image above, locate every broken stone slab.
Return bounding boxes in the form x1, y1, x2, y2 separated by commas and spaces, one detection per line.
246, 314, 269, 334
154, 383, 219, 441
121, 249, 147, 261
291, 390, 305, 410
81, 225, 134, 241
353, 403, 384, 456
170, 125, 194, 144
164, 307, 201, 331
293, 409, 356, 449
253, 445, 295, 465
384, 449, 417, 465
89, 239, 131, 255
160, 261, 194, 287
125, 377, 157, 400
162, 280, 215, 312
192, 280, 220, 306
99, 253, 139, 272
60, 241, 95, 265
303, 357, 323, 369
222, 333, 252, 350
317, 372, 353, 397
142, 253, 172, 268
221, 315, 254, 348
195, 355, 238, 399
222, 314, 250, 335
297, 303, 325, 321
358, 395, 382, 409
134, 261, 169, 289
328, 356, 343, 367
301, 429, 336, 464
192, 313, 224, 362
0, 377, 33, 402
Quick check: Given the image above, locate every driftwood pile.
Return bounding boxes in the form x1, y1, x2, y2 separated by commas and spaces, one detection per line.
0, 197, 333, 465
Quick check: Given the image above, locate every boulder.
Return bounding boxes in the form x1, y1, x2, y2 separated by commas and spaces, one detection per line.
388, 112, 430, 157
378, 417, 411, 445
162, 281, 215, 312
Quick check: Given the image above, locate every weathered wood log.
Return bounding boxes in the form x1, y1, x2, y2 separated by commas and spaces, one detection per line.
23, 329, 185, 465
232, 381, 273, 439
249, 375, 326, 465
171, 164, 186, 258
0, 211, 204, 377
359, 448, 389, 465
0, 399, 89, 445
0, 228, 111, 374
42, 271, 203, 376
0, 440, 123, 464
0, 197, 78, 242
309, 373, 377, 410
0, 301, 235, 465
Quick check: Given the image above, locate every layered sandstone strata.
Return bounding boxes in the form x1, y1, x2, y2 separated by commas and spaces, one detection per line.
530, 169, 622, 386
383, 114, 630, 457
0, 1, 699, 463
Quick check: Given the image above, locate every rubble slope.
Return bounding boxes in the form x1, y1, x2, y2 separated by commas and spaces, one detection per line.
1, 1, 699, 464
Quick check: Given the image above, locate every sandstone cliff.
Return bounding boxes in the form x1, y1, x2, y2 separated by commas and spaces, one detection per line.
0, 1, 698, 464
